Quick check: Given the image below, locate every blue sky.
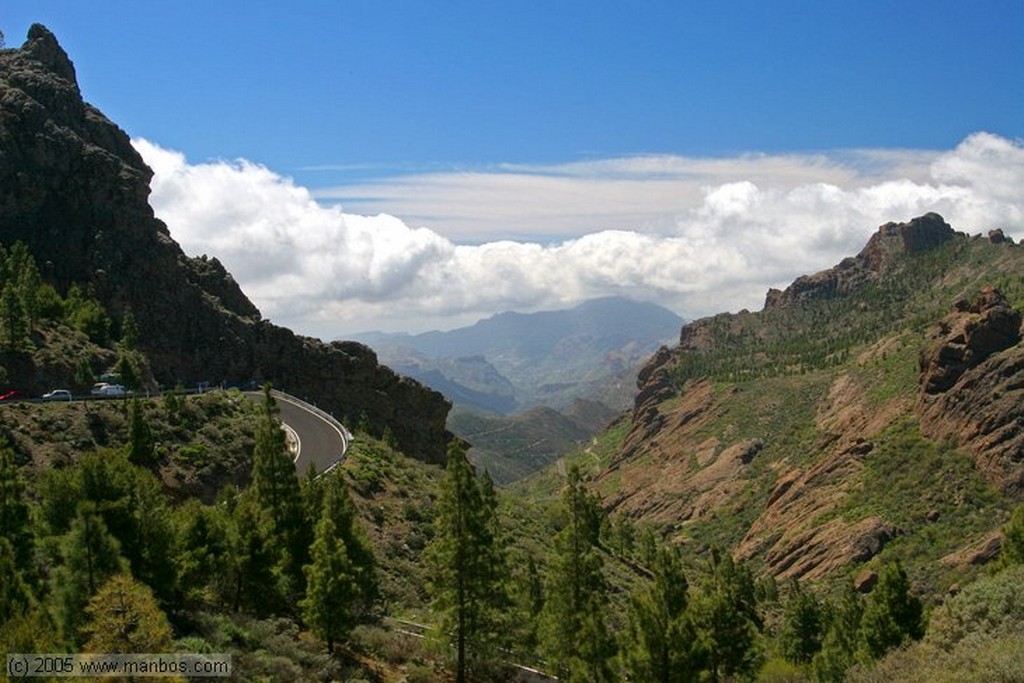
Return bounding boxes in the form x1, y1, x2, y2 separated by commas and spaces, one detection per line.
4, 2, 1024, 336
7, 2, 1021, 177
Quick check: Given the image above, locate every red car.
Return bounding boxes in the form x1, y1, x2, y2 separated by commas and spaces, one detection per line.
0, 390, 18, 401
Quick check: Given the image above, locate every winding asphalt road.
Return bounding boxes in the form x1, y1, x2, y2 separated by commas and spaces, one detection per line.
245, 391, 351, 475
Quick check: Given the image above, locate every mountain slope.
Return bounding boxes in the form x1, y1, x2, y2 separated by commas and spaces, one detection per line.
0, 25, 450, 463
596, 214, 1024, 591
451, 399, 620, 484
353, 296, 683, 413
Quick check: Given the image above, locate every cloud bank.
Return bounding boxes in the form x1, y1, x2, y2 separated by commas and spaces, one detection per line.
136, 133, 1024, 339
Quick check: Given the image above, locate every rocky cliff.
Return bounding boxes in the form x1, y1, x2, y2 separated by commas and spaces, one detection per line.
763, 212, 957, 310
600, 215, 1024, 586
0, 26, 450, 463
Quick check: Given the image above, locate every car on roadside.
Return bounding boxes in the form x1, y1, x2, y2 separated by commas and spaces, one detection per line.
42, 389, 72, 401
94, 384, 128, 397
0, 390, 18, 401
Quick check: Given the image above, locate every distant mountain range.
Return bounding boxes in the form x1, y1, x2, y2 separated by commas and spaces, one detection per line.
348, 296, 685, 415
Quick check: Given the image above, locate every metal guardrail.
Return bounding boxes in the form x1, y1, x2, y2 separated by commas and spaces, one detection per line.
10, 386, 353, 477
267, 389, 353, 476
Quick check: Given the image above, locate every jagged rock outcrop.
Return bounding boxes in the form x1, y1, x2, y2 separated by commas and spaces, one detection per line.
918, 287, 1022, 394
0, 26, 450, 463
764, 213, 956, 309
918, 288, 1024, 495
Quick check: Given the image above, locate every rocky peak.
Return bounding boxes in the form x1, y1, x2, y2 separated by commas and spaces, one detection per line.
859, 212, 956, 272
764, 213, 956, 309
23, 24, 78, 86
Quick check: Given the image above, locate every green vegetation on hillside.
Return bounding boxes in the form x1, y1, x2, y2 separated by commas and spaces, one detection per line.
673, 238, 1024, 385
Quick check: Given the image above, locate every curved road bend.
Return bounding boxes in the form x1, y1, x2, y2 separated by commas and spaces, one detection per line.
244, 391, 349, 475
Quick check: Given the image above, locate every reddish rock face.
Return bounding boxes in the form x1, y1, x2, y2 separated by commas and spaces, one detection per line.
608, 212, 1023, 582
919, 287, 1022, 394
918, 289, 1024, 496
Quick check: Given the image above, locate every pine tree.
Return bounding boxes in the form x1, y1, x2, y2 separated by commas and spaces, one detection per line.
692, 548, 762, 682
173, 500, 231, 605
1, 282, 28, 350
811, 583, 862, 683
53, 505, 129, 643
539, 466, 616, 682
0, 537, 34, 621
300, 510, 356, 652
11, 245, 42, 332
130, 471, 178, 603
0, 442, 32, 573
250, 385, 306, 598
115, 351, 141, 391
224, 492, 279, 614
509, 551, 544, 654
426, 442, 508, 683
119, 305, 139, 350
779, 579, 823, 665
14, 249, 41, 332
858, 561, 923, 660
126, 397, 155, 465
37, 451, 176, 603
1001, 503, 1024, 566
317, 470, 377, 616
621, 544, 705, 683
82, 573, 174, 653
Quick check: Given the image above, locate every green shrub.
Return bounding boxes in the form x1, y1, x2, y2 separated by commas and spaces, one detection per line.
925, 565, 1024, 651
846, 635, 1024, 683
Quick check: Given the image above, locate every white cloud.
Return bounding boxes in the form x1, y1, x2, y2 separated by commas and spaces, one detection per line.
135, 133, 1024, 339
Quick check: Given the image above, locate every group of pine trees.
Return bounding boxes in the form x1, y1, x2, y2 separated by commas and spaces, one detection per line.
426, 448, 930, 682
3, 372, 1021, 680
0, 241, 110, 349
0, 387, 375, 656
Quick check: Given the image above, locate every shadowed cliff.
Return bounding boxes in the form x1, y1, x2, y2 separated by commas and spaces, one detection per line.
0, 25, 450, 463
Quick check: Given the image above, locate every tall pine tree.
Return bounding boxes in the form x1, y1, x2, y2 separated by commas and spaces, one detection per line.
173, 499, 231, 606
316, 470, 377, 616
858, 561, 923, 660
779, 579, 823, 665
539, 465, 616, 682
224, 491, 279, 615
53, 505, 129, 643
811, 582, 863, 683
426, 442, 508, 683
126, 398, 155, 465
621, 544, 705, 682
0, 282, 28, 350
250, 385, 307, 600
691, 548, 762, 682
301, 510, 356, 652
0, 442, 32, 574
